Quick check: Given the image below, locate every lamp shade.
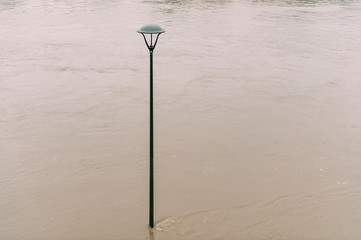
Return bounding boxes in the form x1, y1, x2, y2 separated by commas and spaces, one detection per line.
137, 24, 165, 34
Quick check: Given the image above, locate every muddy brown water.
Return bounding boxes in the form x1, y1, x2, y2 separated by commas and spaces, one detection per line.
1, 0, 361, 239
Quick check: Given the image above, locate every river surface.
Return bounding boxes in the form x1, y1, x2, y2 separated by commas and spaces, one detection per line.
1, 0, 361, 239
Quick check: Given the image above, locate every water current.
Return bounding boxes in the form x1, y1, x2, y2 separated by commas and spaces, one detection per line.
1, 0, 361, 239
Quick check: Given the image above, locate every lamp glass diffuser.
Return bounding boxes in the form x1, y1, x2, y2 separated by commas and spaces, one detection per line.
137, 24, 165, 34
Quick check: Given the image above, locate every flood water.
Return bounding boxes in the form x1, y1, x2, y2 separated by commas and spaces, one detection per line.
1, 0, 361, 239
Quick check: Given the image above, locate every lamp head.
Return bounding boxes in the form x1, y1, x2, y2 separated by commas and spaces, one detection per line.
137, 24, 165, 51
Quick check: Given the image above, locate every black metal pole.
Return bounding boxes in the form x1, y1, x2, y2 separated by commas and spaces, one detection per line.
138, 26, 164, 229
149, 49, 154, 228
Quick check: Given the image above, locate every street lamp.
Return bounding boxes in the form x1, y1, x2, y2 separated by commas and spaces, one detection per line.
137, 24, 165, 229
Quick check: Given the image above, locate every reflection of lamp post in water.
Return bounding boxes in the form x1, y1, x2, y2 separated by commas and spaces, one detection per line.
137, 24, 165, 229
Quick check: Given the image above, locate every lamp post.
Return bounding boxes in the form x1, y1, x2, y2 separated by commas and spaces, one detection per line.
137, 24, 165, 229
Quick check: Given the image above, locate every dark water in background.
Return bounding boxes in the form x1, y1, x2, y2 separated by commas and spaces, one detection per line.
1, 0, 361, 239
